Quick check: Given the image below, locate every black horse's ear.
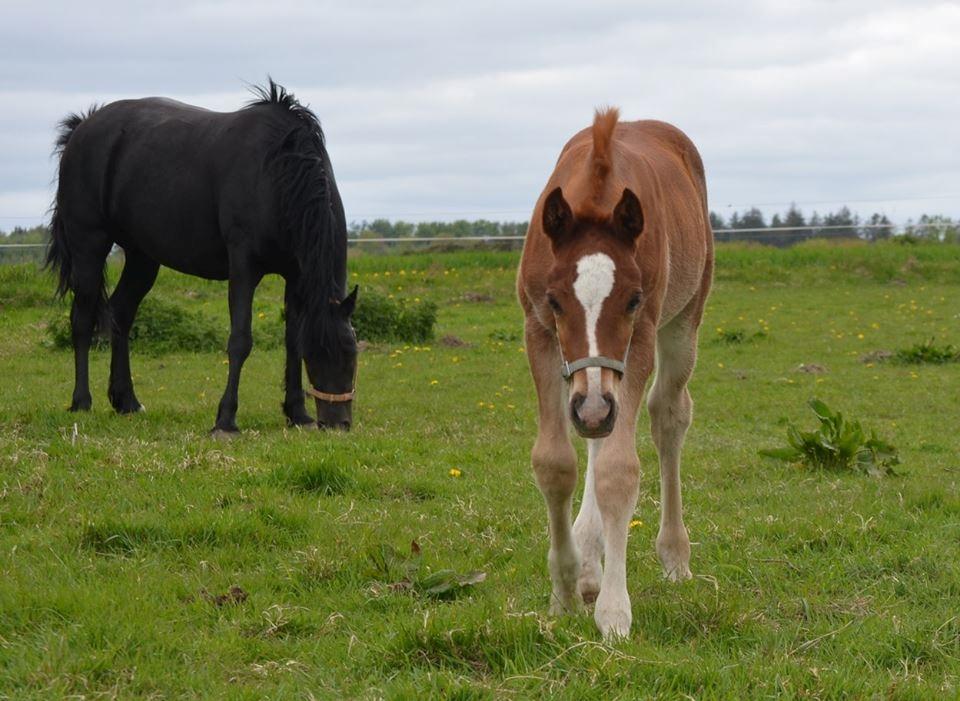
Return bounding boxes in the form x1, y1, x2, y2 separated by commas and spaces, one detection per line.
340, 285, 359, 317
612, 188, 644, 243
542, 187, 574, 247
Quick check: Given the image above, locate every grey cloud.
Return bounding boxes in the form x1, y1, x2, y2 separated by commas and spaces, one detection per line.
0, 0, 957, 229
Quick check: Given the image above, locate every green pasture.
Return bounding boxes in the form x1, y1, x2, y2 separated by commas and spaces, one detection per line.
1, 241, 959, 699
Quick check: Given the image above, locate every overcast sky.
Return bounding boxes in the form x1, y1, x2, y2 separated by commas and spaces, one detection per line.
1, 0, 957, 231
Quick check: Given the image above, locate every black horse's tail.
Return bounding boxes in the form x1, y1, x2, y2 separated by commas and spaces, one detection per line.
46, 108, 102, 301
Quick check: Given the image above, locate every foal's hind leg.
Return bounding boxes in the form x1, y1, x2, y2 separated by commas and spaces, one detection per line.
108, 250, 160, 413
213, 265, 263, 434
67, 235, 112, 411
647, 315, 699, 581
281, 281, 314, 426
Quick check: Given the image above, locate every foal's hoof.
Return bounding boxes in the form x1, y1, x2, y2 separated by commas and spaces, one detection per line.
595, 591, 632, 639
210, 427, 240, 441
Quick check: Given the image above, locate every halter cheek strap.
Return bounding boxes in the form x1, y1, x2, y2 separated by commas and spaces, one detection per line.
561, 356, 626, 379
305, 386, 355, 403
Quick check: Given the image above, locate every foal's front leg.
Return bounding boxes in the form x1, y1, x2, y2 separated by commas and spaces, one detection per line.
526, 323, 582, 615
592, 336, 651, 638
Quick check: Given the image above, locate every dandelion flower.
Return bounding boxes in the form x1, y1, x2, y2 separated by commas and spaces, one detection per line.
629, 519, 643, 529
430, 379, 438, 386
449, 468, 462, 478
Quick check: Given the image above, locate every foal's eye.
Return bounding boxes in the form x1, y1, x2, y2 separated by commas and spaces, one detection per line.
626, 293, 642, 313
547, 295, 562, 314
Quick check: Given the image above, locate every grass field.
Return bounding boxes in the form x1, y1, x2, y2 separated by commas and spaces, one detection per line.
1, 241, 959, 699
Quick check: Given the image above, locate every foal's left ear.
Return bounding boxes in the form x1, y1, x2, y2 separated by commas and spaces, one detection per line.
340, 285, 359, 317
613, 188, 644, 243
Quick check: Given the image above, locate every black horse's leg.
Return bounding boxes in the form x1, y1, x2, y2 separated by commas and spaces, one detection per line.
282, 281, 314, 426
213, 266, 262, 433
68, 239, 111, 412
108, 249, 160, 413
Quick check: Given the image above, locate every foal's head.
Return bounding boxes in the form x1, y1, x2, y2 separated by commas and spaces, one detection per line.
542, 186, 645, 438
303, 286, 359, 430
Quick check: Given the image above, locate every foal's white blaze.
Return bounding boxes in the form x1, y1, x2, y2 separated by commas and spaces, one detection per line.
573, 253, 616, 394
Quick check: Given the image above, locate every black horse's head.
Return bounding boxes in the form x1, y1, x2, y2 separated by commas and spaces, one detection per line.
303, 286, 359, 431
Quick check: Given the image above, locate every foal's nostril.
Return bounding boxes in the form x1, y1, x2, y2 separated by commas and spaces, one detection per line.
570, 393, 586, 422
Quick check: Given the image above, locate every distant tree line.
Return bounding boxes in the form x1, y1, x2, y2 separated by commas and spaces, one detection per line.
0, 225, 49, 263
3, 210, 958, 262
346, 208, 957, 249
709, 205, 899, 246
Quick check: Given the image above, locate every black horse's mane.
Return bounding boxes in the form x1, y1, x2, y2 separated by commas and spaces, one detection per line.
248, 79, 345, 355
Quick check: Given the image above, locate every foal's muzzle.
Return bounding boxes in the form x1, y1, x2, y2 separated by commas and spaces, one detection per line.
571, 391, 618, 438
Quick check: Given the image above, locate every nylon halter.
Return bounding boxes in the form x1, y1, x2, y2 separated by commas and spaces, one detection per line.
560, 355, 626, 380
556, 330, 629, 380
305, 356, 359, 404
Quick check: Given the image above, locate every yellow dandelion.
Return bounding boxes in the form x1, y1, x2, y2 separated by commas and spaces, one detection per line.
430, 379, 438, 385
629, 519, 643, 529
857, 333, 864, 339
717, 362, 724, 368
257, 311, 266, 319
449, 468, 462, 478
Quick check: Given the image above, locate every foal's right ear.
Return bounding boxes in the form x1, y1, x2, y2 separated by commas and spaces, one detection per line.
542, 187, 574, 247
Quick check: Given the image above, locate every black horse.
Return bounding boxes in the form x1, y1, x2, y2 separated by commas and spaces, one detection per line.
46, 80, 358, 433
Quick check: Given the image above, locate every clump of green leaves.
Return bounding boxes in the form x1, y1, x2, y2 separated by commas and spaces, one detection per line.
367, 541, 486, 599
760, 399, 900, 476
893, 339, 959, 365
713, 327, 768, 345
47, 297, 223, 355
352, 290, 437, 343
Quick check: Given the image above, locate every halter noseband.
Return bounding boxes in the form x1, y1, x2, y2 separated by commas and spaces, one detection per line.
305, 386, 355, 403
305, 358, 359, 404
561, 355, 626, 379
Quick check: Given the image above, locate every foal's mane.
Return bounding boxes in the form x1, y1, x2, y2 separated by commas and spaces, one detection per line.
247, 79, 346, 354
581, 106, 620, 220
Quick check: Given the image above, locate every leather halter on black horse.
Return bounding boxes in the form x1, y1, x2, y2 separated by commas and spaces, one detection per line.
305, 386, 355, 403
305, 357, 358, 403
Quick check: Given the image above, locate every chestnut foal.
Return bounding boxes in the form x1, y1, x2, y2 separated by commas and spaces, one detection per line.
517, 108, 713, 637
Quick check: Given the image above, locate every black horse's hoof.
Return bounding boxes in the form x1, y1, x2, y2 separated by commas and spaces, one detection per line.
69, 399, 92, 412
113, 400, 145, 415
286, 414, 317, 428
